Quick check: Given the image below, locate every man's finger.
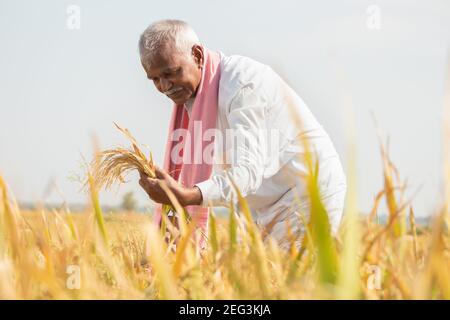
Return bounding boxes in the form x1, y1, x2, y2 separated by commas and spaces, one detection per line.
154, 166, 165, 179
139, 177, 147, 189
147, 177, 159, 187
138, 169, 146, 179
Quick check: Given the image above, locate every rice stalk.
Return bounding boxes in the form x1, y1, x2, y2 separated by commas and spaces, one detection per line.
409, 206, 420, 264
208, 209, 219, 260
0, 174, 20, 261
336, 99, 361, 299
146, 223, 179, 299
281, 80, 339, 286
87, 172, 109, 245
227, 172, 271, 298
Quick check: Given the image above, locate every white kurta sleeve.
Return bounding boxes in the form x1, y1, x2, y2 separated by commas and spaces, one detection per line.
195, 84, 268, 207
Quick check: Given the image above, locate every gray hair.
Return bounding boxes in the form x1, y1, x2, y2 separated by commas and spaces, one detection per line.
139, 19, 201, 68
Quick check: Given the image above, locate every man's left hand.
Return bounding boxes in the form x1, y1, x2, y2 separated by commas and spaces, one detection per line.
138, 166, 202, 207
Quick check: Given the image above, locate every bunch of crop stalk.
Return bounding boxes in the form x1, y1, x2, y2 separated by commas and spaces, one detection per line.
1, 106, 450, 299
86, 122, 175, 229
90, 122, 156, 189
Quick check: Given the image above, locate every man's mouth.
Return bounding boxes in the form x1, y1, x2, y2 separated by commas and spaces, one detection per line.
165, 87, 184, 97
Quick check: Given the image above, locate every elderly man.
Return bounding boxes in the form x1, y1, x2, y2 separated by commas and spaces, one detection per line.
137, 19, 347, 249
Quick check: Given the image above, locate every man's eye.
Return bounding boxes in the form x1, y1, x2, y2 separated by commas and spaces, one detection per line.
165, 68, 181, 77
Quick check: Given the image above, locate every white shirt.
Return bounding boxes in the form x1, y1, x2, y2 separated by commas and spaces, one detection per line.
191, 53, 347, 242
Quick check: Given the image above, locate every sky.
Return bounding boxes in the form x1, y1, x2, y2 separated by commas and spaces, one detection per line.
0, 0, 449, 217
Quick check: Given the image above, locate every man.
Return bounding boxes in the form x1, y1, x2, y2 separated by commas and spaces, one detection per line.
137, 19, 347, 249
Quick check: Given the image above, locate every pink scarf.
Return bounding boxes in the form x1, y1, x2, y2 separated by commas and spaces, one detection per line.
153, 47, 222, 247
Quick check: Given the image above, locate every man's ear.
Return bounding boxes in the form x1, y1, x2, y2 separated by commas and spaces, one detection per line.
192, 45, 204, 67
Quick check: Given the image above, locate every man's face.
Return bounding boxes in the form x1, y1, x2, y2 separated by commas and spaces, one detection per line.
142, 44, 203, 105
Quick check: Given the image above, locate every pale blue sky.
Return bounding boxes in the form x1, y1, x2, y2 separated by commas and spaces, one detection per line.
0, 0, 449, 217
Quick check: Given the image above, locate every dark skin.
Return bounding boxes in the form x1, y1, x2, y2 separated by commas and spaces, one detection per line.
138, 166, 202, 207
139, 44, 204, 206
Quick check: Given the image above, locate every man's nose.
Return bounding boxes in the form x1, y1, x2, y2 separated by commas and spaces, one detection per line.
159, 78, 172, 93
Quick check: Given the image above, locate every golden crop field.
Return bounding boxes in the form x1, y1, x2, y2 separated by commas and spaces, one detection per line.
0, 117, 449, 300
